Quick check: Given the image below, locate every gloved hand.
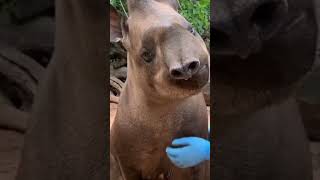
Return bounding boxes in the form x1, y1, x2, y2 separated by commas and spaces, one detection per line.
166, 137, 210, 168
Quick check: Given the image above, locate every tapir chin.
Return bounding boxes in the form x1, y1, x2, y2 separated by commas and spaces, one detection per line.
110, 0, 210, 179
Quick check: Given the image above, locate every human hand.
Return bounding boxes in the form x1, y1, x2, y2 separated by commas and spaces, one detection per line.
166, 137, 210, 168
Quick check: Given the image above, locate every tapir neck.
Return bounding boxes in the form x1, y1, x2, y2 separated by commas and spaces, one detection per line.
124, 76, 182, 108
213, 97, 311, 179
221, 97, 300, 122
55, 0, 106, 69
16, 0, 107, 179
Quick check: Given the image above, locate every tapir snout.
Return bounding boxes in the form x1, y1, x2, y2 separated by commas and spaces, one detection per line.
160, 25, 209, 88
212, 0, 288, 58
169, 58, 200, 80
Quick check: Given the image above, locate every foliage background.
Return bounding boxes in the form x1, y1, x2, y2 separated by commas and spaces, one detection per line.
110, 0, 210, 47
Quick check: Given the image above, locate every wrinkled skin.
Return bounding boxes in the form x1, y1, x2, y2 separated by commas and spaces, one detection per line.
15, 0, 108, 180
110, 1, 210, 179
212, 0, 318, 179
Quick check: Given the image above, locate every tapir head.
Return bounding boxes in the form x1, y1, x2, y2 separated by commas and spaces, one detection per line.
110, 0, 209, 100
212, 0, 317, 115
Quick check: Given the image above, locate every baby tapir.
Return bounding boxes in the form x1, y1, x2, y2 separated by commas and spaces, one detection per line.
110, 0, 210, 179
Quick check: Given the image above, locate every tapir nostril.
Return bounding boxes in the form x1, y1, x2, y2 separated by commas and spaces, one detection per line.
250, 1, 281, 29
171, 69, 183, 78
187, 61, 200, 72
170, 60, 200, 80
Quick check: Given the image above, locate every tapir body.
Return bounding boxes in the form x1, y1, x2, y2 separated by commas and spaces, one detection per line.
110, 0, 210, 179
112, 90, 209, 179
212, 0, 318, 179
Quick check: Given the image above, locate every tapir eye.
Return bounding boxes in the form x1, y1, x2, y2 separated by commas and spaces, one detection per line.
188, 26, 196, 36
141, 48, 154, 63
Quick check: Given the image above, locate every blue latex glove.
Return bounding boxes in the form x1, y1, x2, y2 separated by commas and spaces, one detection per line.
166, 137, 210, 168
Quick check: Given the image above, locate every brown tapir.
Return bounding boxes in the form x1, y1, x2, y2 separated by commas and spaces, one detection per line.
15, 0, 108, 179
110, 1, 210, 179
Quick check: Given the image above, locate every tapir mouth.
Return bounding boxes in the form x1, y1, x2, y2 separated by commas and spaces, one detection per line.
169, 64, 209, 90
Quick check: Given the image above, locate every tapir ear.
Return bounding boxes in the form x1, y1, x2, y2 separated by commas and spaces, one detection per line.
120, 16, 130, 49
110, 5, 130, 48
155, 0, 179, 11
110, 6, 123, 42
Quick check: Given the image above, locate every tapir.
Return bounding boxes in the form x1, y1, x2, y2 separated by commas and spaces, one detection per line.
212, 0, 318, 179
15, 0, 108, 179
110, 0, 210, 179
